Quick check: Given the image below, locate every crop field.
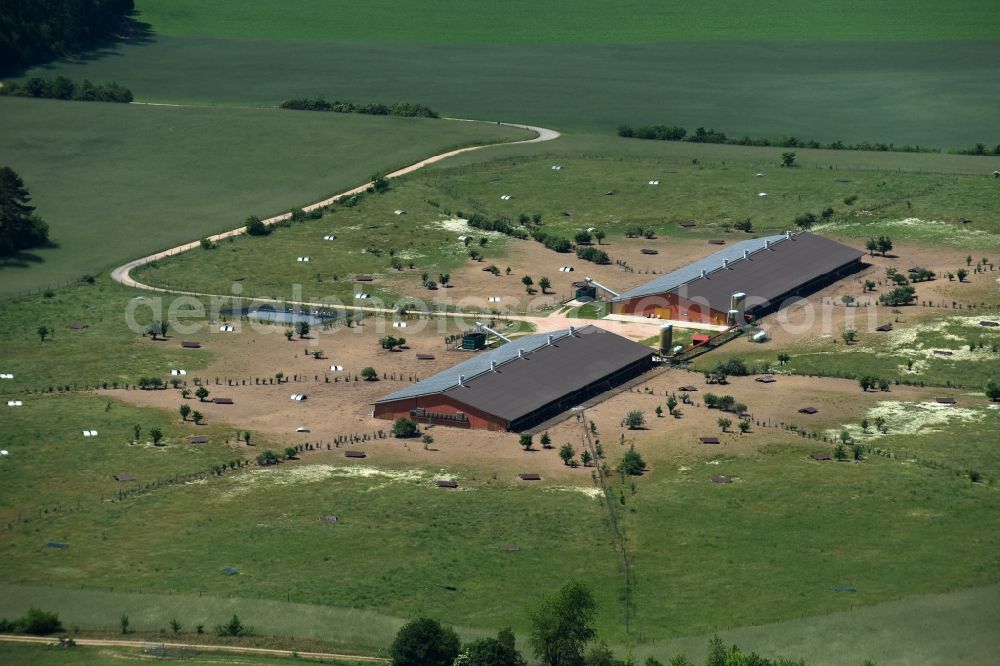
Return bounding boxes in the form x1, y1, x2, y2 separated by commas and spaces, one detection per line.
22, 39, 1000, 148
0, 97, 530, 298
133, 0, 1000, 43
10, 3, 996, 145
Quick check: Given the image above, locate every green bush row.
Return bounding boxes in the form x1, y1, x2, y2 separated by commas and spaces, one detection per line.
616, 123, 945, 154
280, 97, 438, 118
0, 76, 133, 103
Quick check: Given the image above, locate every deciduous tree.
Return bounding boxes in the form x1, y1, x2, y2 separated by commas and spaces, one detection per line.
528, 582, 596, 666
390, 618, 459, 666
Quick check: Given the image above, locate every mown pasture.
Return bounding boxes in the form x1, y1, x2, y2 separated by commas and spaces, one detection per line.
0, 97, 531, 298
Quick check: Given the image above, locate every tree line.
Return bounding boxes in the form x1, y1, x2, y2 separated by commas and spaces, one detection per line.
616, 123, 945, 155
0, 0, 135, 72
0, 76, 133, 102
280, 97, 439, 118
0, 166, 49, 256
464, 211, 611, 264
390, 580, 840, 665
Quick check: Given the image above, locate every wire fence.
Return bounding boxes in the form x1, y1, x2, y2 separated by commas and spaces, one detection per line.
578, 409, 633, 634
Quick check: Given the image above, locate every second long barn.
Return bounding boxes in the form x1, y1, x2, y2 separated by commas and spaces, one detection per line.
373, 325, 655, 432
610, 232, 864, 325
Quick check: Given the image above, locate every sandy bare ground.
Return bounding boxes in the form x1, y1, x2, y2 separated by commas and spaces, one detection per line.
105, 321, 597, 483
108, 304, 974, 487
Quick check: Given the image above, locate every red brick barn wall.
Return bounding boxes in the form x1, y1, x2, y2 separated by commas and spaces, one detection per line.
373, 394, 507, 431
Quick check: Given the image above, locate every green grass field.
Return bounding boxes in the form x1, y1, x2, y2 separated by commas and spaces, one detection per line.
695, 311, 1000, 390
0, 393, 253, 526
0, 279, 218, 392
0, 461, 625, 641
131, 175, 516, 305
612, 434, 1000, 639
3, 2, 999, 660
637, 583, 1000, 666
133, 140, 1000, 302
0, 97, 530, 297
1, 405, 998, 661
133, 0, 1000, 43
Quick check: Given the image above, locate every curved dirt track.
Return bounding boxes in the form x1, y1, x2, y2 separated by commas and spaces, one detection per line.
111, 120, 558, 292
0, 633, 387, 662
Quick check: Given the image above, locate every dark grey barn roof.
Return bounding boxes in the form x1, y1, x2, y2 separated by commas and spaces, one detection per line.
615, 234, 786, 301
664, 233, 862, 312
376, 326, 654, 423
375, 328, 576, 403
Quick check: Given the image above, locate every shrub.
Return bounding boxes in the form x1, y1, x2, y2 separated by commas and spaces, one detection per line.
392, 418, 420, 438
245, 216, 269, 236
519, 433, 533, 450
623, 410, 646, 429
4, 608, 63, 635
576, 246, 610, 264
280, 97, 438, 118
256, 450, 280, 465
544, 236, 573, 253
618, 447, 646, 475
216, 614, 252, 637
879, 286, 916, 306
715, 357, 748, 376
794, 212, 817, 229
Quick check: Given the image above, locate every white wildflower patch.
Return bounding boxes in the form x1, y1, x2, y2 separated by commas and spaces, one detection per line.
831, 400, 989, 441
546, 486, 603, 500
898, 359, 929, 375
432, 218, 507, 240
882, 315, 1000, 360
216, 464, 451, 500
394, 249, 425, 261
814, 217, 1000, 247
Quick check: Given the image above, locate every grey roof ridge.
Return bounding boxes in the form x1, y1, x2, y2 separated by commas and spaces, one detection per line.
612, 232, 790, 301
667, 232, 795, 293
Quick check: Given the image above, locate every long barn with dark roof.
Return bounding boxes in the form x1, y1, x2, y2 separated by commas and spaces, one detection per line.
610, 232, 863, 325
373, 326, 655, 432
